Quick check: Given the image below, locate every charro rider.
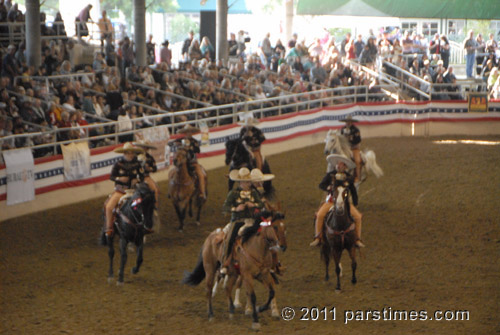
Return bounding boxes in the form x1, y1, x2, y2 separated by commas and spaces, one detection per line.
220, 168, 264, 275
133, 141, 160, 209
340, 115, 362, 184
310, 154, 365, 248
173, 124, 207, 199
104, 142, 145, 237
239, 112, 266, 171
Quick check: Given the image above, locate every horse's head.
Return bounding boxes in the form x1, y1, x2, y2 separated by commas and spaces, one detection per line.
332, 185, 348, 216
258, 221, 280, 252
324, 129, 340, 155
120, 182, 156, 229
173, 147, 188, 167
265, 202, 287, 251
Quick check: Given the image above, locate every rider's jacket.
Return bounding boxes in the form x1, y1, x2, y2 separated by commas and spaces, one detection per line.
319, 169, 358, 206
340, 124, 361, 148
240, 126, 265, 150
110, 156, 144, 191
223, 187, 264, 222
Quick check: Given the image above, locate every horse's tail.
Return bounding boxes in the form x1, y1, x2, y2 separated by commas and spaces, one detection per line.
364, 150, 384, 178
182, 250, 206, 286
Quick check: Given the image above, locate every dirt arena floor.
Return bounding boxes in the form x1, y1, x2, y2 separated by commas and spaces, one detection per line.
1, 135, 499, 335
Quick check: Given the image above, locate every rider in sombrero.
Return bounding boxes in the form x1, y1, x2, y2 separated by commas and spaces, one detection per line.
173, 124, 207, 199
220, 167, 264, 275
310, 154, 365, 248
104, 142, 145, 237
340, 115, 362, 185
238, 112, 266, 171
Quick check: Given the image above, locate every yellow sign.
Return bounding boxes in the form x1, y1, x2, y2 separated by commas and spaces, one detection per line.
468, 93, 488, 113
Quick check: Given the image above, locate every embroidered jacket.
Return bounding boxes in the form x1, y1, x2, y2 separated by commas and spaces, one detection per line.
340, 124, 361, 148
110, 156, 144, 189
223, 187, 264, 222
319, 169, 358, 206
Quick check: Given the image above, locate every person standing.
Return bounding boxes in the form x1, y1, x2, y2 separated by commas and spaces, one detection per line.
182, 30, 194, 62
76, 4, 93, 39
159, 40, 172, 69
463, 30, 478, 78
98, 10, 113, 52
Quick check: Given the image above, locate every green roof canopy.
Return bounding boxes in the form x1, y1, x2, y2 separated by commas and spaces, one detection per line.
296, 0, 500, 20
176, 0, 251, 14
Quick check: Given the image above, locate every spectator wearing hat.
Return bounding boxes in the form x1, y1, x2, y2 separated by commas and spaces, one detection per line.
159, 40, 172, 69
104, 142, 145, 237
310, 155, 364, 248
340, 115, 362, 183
220, 167, 264, 275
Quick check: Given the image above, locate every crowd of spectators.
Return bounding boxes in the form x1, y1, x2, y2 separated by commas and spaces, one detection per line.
0, 2, 499, 156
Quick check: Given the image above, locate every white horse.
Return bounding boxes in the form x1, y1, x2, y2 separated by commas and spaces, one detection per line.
324, 129, 384, 182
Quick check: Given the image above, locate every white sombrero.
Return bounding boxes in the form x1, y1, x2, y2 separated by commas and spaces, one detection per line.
229, 167, 258, 182
114, 142, 144, 154
133, 141, 157, 150
326, 154, 356, 170
177, 124, 200, 135
250, 169, 275, 182
237, 111, 260, 126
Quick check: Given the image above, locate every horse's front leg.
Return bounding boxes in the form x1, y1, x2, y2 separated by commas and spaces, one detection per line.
257, 272, 275, 314
349, 247, 357, 285
322, 243, 330, 282
107, 235, 115, 283
174, 203, 185, 232
205, 262, 216, 321
333, 249, 342, 291
132, 240, 143, 275
234, 275, 243, 308
243, 276, 260, 330
117, 238, 128, 285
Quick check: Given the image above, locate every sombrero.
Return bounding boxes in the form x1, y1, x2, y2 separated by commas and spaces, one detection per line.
229, 167, 257, 182
340, 115, 359, 123
177, 124, 200, 135
326, 154, 356, 170
250, 169, 275, 182
133, 141, 157, 150
114, 142, 144, 154
237, 111, 260, 126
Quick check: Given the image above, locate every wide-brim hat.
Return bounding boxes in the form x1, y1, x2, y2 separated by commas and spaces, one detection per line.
114, 142, 144, 154
237, 111, 260, 126
250, 168, 275, 182
229, 167, 257, 181
177, 124, 200, 135
133, 141, 157, 150
340, 115, 359, 123
326, 154, 356, 170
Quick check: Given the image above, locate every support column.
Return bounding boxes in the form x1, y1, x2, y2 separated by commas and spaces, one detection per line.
25, 0, 41, 68
216, 0, 228, 63
134, 0, 147, 66
284, 0, 293, 44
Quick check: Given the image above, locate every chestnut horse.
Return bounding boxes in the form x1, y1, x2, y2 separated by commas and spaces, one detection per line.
321, 184, 358, 291
183, 210, 286, 330
168, 147, 207, 231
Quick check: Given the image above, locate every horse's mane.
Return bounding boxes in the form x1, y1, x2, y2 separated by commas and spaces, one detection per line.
119, 183, 155, 228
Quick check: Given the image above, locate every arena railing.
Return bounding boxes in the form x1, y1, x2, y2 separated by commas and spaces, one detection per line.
0, 85, 394, 156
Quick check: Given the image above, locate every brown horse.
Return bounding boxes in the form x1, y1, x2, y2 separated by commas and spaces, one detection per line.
321, 184, 357, 291
183, 212, 285, 330
168, 147, 207, 231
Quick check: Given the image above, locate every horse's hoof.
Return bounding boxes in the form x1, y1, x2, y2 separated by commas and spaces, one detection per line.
132, 267, 139, 274
335, 289, 341, 294
116, 281, 124, 287
196, 221, 201, 226
272, 309, 280, 318
251, 322, 261, 331
352, 278, 357, 284
228, 313, 234, 320
245, 308, 252, 316
208, 316, 214, 322
234, 302, 242, 309
107, 277, 114, 284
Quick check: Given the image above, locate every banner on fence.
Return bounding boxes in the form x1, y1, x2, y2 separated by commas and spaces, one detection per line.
3, 148, 35, 205
62, 141, 91, 181
135, 125, 171, 169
